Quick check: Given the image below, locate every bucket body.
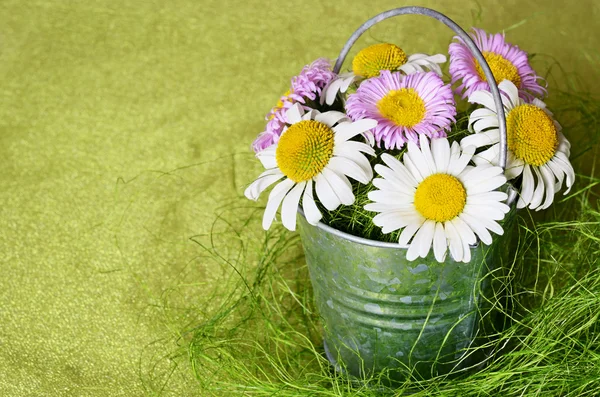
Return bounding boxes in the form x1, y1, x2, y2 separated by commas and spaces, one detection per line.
298, 214, 509, 381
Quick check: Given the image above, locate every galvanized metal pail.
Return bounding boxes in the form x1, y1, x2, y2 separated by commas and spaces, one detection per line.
298, 209, 514, 381
298, 6, 517, 382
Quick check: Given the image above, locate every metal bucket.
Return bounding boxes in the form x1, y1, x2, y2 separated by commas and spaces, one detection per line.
298, 6, 518, 382
298, 209, 514, 381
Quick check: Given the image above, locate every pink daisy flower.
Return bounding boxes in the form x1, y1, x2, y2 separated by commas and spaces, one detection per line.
449, 28, 546, 100
252, 58, 336, 153
345, 71, 456, 150
290, 58, 335, 103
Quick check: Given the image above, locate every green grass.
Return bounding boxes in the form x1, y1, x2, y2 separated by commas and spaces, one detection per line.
179, 87, 600, 395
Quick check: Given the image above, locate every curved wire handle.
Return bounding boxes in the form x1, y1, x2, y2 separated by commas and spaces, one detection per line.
333, 6, 508, 170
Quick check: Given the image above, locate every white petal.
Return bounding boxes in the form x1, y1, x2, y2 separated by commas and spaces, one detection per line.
346, 151, 374, 180
448, 141, 461, 169
459, 213, 493, 245
460, 232, 472, 263
398, 63, 419, 75
381, 154, 418, 187
431, 137, 451, 173
487, 200, 511, 214
322, 77, 343, 105
448, 145, 475, 176
553, 152, 575, 193
406, 235, 421, 261
373, 212, 415, 233
321, 167, 354, 205
315, 173, 341, 211
505, 154, 525, 180
368, 190, 413, 205
302, 180, 322, 225
334, 140, 376, 156
417, 220, 436, 258
256, 147, 278, 169
398, 219, 425, 247
528, 167, 545, 210
467, 175, 507, 195
545, 158, 565, 192
244, 169, 284, 200
302, 109, 318, 121
315, 110, 349, 126
373, 164, 408, 187
281, 181, 306, 231
482, 219, 504, 236
444, 221, 463, 262
468, 108, 498, 131
539, 164, 556, 210
471, 150, 497, 166
363, 130, 375, 146
374, 165, 417, 193
334, 119, 378, 143
461, 164, 503, 186
328, 156, 371, 184
404, 149, 426, 182
469, 190, 509, 203
451, 217, 477, 245
463, 209, 505, 236
468, 90, 497, 111
433, 222, 447, 262
336, 142, 375, 161
464, 204, 507, 221
402, 53, 446, 76
286, 103, 304, 124
467, 199, 511, 217
470, 107, 497, 119
424, 53, 446, 63
364, 202, 414, 212
532, 97, 548, 110
498, 80, 521, 109
387, 214, 423, 234
518, 165, 535, 209
461, 129, 500, 149
262, 179, 295, 230
472, 116, 501, 134
419, 134, 437, 174
406, 220, 432, 261
340, 73, 359, 92
372, 176, 414, 196
407, 140, 435, 177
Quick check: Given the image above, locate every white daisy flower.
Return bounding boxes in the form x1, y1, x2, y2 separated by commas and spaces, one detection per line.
321, 43, 446, 105
365, 135, 510, 263
245, 103, 377, 231
461, 80, 575, 211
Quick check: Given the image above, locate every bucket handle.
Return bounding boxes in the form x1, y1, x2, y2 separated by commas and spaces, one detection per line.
333, 6, 508, 171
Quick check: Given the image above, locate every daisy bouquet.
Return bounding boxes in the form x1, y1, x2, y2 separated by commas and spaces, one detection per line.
245, 19, 574, 264
241, 7, 578, 381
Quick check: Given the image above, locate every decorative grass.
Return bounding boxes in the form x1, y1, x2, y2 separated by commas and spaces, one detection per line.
180, 88, 600, 395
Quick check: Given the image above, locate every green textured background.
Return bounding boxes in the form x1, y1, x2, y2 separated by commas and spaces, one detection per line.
0, 0, 598, 395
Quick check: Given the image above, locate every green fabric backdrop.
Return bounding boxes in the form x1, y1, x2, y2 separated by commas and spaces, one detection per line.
1, 0, 598, 395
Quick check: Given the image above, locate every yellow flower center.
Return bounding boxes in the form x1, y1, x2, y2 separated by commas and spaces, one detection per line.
414, 174, 467, 222
475, 51, 522, 88
269, 89, 293, 120
276, 120, 335, 182
506, 104, 558, 166
352, 43, 408, 78
376, 88, 426, 127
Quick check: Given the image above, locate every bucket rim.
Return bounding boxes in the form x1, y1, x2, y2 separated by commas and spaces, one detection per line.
297, 184, 517, 250
298, 208, 408, 249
